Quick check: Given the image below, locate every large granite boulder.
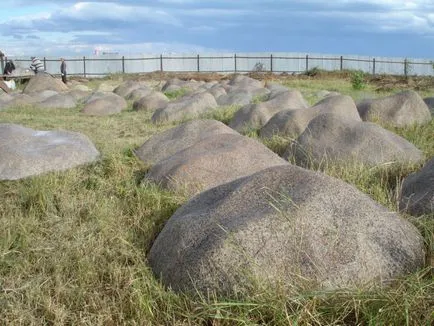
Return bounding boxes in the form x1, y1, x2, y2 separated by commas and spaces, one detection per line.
35, 93, 77, 109
261, 95, 361, 138
357, 90, 431, 127
424, 97, 434, 116
151, 92, 218, 124
145, 133, 288, 197
399, 157, 434, 216
207, 85, 227, 100
216, 90, 253, 107
0, 123, 99, 180
0, 94, 38, 109
113, 80, 143, 98
132, 92, 169, 112
81, 92, 127, 116
148, 165, 425, 296
230, 90, 309, 132
23, 73, 68, 94
126, 87, 153, 102
135, 119, 238, 166
286, 113, 423, 167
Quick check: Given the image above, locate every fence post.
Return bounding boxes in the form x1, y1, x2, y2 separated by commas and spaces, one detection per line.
122, 56, 125, 74
234, 54, 237, 73
43, 57, 46, 71
404, 58, 408, 77
270, 54, 273, 72
0, 55, 4, 73
197, 54, 200, 72
305, 54, 309, 73
83, 56, 86, 78
373, 58, 376, 76
340, 56, 343, 71
160, 54, 163, 72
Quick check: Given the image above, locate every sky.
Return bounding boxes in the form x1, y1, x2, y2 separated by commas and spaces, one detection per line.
0, 0, 433, 59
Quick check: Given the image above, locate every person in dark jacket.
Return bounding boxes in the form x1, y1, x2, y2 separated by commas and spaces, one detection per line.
3, 61, 15, 80
60, 58, 67, 84
29, 56, 44, 74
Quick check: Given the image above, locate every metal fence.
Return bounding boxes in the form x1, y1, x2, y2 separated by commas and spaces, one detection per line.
2, 52, 433, 77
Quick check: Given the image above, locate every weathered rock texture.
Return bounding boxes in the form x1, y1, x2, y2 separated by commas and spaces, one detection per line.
148, 165, 425, 296
145, 133, 288, 197
135, 119, 239, 166
357, 90, 431, 127
399, 157, 434, 216
0, 123, 99, 180
285, 113, 423, 167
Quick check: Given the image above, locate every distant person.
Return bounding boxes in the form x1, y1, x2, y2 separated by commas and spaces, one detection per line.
3, 60, 16, 79
29, 56, 44, 74
60, 58, 67, 84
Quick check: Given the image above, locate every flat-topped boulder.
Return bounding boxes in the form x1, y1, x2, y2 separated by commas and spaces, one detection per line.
0, 93, 39, 109
126, 87, 153, 101
0, 123, 99, 180
135, 119, 238, 166
151, 92, 218, 124
132, 91, 169, 112
148, 165, 425, 296
229, 90, 309, 132
286, 113, 424, 167
113, 80, 144, 98
357, 90, 431, 127
35, 93, 77, 109
207, 85, 227, 100
145, 133, 288, 197
399, 157, 434, 216
23, 73, 68, 94
216, 90, 253, 107
261, 95, 361, 138
81, 92, 127, 116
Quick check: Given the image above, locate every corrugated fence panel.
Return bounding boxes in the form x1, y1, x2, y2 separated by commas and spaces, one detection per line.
5, 52, 433, 77
162, 54, 197, 72
124, 55, 160, 73
198, 53, 234, 72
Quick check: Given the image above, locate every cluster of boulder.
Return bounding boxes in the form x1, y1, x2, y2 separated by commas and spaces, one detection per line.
0, 72, 432, 298
138, 118, 428, 297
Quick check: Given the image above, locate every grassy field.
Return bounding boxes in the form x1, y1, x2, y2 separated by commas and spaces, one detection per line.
0, 73, 433, 325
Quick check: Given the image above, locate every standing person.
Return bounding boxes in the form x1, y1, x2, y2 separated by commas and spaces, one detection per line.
29, 56, 44, 74
3, 60, 16, 77
60, 58, 67, 84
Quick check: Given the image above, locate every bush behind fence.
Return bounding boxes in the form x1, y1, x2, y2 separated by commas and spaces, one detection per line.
3, 52, 434, 77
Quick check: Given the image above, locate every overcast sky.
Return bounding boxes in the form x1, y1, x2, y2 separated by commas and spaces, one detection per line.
1, 0, 433, 58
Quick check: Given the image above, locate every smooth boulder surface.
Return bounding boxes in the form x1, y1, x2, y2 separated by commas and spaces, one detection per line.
36, 94, 77, 109
145, 133, 288, 197
132, 91, 169, 112
357, 90, 431, 127
261, 95, 361, 138
424, 97, 434, 116
126, 87, 153, 101
399, 157, 434, 216
135, 119, 239, 166
230, 90, 309, 132
151, 92, 218, 124
113, 80, 143, 98
216, 90, 253, 107
207, 85, 227, 100
23, 73, 68, 94
0, 94, 38, 109
0, 123, 100, 180
286, 113, 423, 167
81, 92, 127, 116
148, 165, 425, 296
